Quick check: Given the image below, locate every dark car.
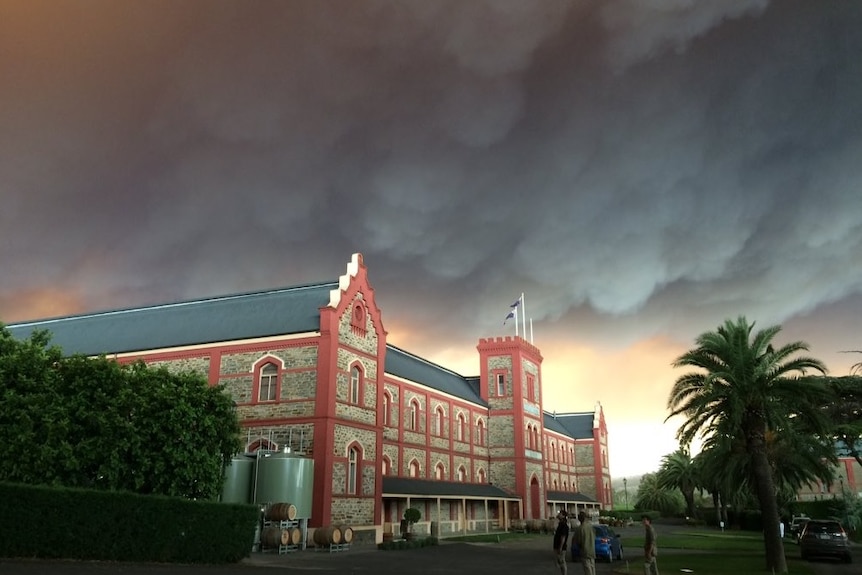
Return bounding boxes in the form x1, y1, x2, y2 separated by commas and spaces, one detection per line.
799, 519, 852, 563
571, 524, 623, 563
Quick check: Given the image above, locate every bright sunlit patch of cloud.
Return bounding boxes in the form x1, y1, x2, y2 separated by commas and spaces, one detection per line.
0, 288, 86, 324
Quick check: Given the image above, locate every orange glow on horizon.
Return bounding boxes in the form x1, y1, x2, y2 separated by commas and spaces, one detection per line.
0, 288, 86, 324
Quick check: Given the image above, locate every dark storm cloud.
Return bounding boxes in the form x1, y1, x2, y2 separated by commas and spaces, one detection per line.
2, 1, 861, 360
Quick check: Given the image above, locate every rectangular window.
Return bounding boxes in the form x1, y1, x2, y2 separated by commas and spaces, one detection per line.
496, 373, 505, 396
526, 374, 535, 402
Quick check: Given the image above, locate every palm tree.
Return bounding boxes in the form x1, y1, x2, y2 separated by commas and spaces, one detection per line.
634, 473, 684, 516
657, 448, 699, 518
666, 317, 831, 573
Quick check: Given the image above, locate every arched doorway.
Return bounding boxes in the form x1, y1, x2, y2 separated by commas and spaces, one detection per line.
530, 475, 541, 519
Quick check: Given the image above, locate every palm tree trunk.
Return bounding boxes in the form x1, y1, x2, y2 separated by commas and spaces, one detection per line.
712, 489, 720, 526
683, 489, 696, 518
749, 430, 787, 573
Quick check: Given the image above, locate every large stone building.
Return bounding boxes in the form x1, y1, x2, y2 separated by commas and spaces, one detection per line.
8, 254, 611, 541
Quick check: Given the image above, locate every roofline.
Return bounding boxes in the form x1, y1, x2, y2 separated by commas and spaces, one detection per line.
7, 281, 338, 328
386, 343, 478, 379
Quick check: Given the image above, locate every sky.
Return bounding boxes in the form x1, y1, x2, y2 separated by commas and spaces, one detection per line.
2, 0, 861, 480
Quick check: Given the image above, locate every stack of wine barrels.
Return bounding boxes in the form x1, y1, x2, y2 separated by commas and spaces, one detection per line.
510, 519, 527, 532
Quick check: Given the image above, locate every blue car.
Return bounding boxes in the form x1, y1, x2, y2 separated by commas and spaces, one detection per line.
571, 524, 624, 563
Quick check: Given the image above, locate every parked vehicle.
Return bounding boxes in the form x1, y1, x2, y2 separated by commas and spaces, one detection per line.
789, 515, 810, 542
571, 524, 623, 562
798, 519, 853, 563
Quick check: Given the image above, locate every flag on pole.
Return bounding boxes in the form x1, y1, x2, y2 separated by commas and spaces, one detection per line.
510, 296, 521, 308
503, 310, 515, 325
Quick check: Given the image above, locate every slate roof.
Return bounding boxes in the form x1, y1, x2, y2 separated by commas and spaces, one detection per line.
384, 345, 485, 406
545, 412, 596, 440
546, 490, 598, 503
382, 477, 519, 499
6, 282, 336, 356
7, 281, 588, 445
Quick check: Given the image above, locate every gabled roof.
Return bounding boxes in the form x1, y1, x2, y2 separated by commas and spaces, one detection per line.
544, 412, 595, 440
546, 490, 598, 503
384, 345, 485, 406
6, 282, 336, 356
382, 477, 518, 499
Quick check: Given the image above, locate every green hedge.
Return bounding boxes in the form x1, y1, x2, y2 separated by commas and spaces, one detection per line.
0, 482, 259, 563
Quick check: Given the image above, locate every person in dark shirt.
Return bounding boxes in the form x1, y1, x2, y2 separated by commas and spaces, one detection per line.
553, 510, 570, 575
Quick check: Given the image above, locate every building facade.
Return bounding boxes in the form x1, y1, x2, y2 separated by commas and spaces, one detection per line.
9, 254, 610, 541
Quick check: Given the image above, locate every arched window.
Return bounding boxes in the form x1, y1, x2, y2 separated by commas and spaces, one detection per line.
433, 406, 444, 436
408, 399, 420, 431
347, 445, 361, 494
258, 363, 278, 402
382, 456, 390, 476
457, 413, 466, 442
409, 459, 420, 478
477, 468, 486, 484
550, 442, 556, 462
457, 466, 466, 482
435, 462, 445, 480
349, 364, 362, 404
382, 392, 391, 426
476, 419, 486, 446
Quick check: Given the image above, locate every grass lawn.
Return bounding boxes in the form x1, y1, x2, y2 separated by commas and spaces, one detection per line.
443, 528, 820, 574
614, 528, 817, 575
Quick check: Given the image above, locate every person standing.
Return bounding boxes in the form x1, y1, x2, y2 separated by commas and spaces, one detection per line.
576, 512, 596, 575
642, 515, 659, 575
553, 510, 570, 575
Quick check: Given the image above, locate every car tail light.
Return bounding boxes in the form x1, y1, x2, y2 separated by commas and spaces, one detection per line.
599, 538, 609, 544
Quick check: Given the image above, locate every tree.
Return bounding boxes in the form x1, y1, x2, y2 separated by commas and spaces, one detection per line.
656, 448, 699, 518
666, 317, 831, 573
811, 375, 862, 466
634, 473, 685, 516
0, 325, 241, 499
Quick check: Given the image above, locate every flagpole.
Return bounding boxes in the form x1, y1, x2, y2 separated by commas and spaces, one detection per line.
530, 318, 534, 344
520, 292, 526, 340
514, 306, 519, 337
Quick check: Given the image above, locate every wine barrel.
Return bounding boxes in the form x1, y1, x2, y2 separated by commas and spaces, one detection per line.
261, 527, 289, 548
544, 518, 556, 533
526, 519, 542, 533
266, 502, 297, 521
313, 525, 342, 546
511, 519, 526, 532
340, 525, 354, 544
286, 526, 302, 545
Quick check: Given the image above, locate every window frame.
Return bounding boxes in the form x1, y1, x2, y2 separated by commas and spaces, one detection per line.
258, 362, 279, 402
347, 444, 361, 495
349, 364, 362, 405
